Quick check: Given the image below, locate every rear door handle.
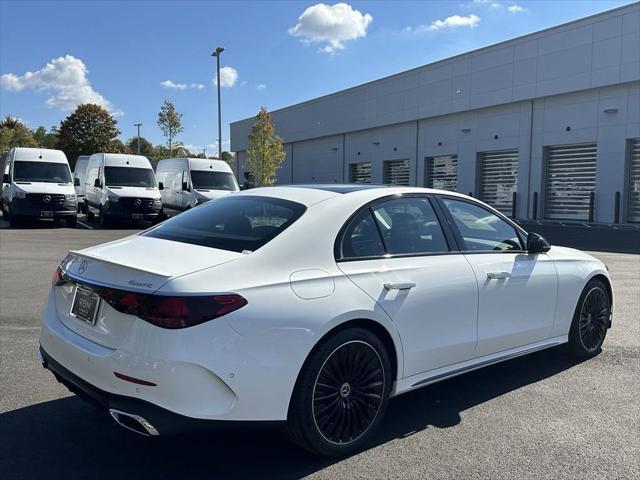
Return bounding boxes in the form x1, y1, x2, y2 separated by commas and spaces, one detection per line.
384, 282, 416, 290
487, 271, 511, 280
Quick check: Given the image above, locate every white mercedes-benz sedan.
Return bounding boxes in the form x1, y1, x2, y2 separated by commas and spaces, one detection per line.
39, 185, 613, 456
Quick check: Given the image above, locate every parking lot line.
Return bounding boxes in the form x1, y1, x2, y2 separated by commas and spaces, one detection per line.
77, 220, 94, 230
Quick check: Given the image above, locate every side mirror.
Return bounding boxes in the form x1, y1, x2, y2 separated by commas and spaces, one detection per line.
2, 174, 9, 184
527, 232, 551, 254
94, 178, 102, 188
74, 177, 80, 186
158, 182, 164, 190
182, 181, 190, 191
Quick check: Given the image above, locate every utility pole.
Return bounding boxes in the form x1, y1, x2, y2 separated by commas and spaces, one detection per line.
202, 148, 206, 158
211, 46, 224, 159
133, 123, 143, 155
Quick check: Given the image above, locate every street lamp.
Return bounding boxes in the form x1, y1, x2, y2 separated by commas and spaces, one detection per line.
133, 123, 143, 155
202, 148, 207, 158
211, 46, 224, 160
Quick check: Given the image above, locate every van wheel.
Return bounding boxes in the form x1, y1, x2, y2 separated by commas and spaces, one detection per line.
67, 216, 78, 228
9, 213, 21, 227
286, 327, 392, 457
99, 208, 112, 228
87, 209, 94, 221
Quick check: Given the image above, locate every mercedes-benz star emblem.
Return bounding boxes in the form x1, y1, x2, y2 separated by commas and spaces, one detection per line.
78, 259, 88, 274
42, 195, 51, 203
134, 198, 142, 206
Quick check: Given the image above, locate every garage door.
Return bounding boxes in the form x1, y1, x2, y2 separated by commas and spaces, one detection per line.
425, 155, 457, 191
544, 143, 597, 221
349, 162, 372, 184
383, 159, 410, 185
479, 149, 518, 215
628, 138, 640, 223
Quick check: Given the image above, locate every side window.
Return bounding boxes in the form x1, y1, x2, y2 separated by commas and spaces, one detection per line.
371, 197, 449, 255
339, 210, 385, 259
442, 198, 523, 251
182, 170, 189, 187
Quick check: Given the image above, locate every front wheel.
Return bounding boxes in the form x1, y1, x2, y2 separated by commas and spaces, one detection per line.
286, 327, 392, 457
565, 278, 611, 358
66, 215, 78, 228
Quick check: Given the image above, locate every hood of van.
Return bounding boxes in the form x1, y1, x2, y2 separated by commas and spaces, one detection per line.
195, 189, 234, 201
13, 182, 75, 195
106, 186, 161, 199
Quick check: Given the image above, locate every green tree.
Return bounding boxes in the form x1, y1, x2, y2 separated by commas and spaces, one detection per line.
156, 100, 183, 158
0, 116, 38, 151
56, 104, 120, 169
32, 126, 59, 149
245, 108, 286, 186
109, 139, 126, 153
126, 136, 154, 157
220, 151, 235, 169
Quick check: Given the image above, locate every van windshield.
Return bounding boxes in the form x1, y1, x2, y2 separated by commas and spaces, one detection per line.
191, 170, 237, 191
144, 195, 306, 252
105, 167, 156, 187
13, 161, 72, 183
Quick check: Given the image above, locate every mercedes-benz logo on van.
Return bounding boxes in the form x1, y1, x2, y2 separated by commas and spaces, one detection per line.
78, 260, 88, 274
134, 198, 142, 206
42, 195, 51, 203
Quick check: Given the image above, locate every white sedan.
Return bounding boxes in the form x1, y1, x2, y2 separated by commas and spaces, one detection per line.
39, 185, 613, 456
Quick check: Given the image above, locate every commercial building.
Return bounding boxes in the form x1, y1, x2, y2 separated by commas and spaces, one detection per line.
231, 3, 640, 225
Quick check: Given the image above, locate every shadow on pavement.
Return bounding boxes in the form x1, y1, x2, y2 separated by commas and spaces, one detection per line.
0, 347, 587, 480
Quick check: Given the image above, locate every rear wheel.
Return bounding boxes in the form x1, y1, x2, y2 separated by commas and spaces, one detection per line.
565, 279, 611, 358
286, 327, 391, 457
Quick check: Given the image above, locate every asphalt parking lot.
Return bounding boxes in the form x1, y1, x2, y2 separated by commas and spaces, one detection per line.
0, 216, 638, 480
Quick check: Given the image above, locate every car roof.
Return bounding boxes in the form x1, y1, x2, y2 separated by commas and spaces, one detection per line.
286, 184, 390, 194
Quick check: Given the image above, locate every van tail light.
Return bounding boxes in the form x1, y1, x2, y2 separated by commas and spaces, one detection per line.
99, 288, 247, 329
52, 266, 67, 286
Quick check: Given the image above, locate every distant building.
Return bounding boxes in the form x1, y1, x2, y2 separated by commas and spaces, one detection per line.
231, 3, 640, 225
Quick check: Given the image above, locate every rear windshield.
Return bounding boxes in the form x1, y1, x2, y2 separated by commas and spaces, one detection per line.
143, 195, 306, 252
13, 161, 71, 183
191, 170, 237, 191
105, 167, 156, 187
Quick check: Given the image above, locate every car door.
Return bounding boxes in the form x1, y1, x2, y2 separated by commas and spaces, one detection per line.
337, 195, 479, 378
438, 197, 558, 357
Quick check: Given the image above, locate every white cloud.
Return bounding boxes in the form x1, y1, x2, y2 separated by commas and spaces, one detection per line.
257, 83, 267, 90
160, 80, 187, 90
288, 3, 373, 53
161, 80, 205, 90
405, 14, 480, 34
240, 80, 248, 87
214, 66, 238, 88
507, 4, 525, 13
0, 54, 120, 114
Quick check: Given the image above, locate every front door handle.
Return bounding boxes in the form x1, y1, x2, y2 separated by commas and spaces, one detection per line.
487, 271, 511, 280
384, 282, 416, 290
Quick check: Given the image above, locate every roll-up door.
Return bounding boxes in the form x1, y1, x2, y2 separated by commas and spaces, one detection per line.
479, 149, 518, 215
349, 162, 372, 184
544, 143, 597, 221
425, 155, 457, 191
383, 159, 410, 186
628, 138, 640, 223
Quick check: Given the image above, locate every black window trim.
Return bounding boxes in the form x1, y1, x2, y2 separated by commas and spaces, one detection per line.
334, 193, 458, 262
434, 194, 529, 255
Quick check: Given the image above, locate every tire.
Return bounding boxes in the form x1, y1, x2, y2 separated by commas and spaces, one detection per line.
66, 216, 78, 228
99, 207, 112, 228
87, 208, 95, 222
564, 278, 611, 358
286, 327, 392, 457
9, 213, 21, 227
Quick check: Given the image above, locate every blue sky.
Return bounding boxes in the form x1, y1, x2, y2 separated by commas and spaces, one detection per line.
0, 0, 634, 154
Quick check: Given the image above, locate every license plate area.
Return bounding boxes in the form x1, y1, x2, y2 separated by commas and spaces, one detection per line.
70, 286, 100, 325
41, 211, 53, 217
131, 213, 143, 220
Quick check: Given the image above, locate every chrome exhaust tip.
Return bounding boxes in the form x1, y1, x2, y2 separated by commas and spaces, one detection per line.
109, 409, 159, 436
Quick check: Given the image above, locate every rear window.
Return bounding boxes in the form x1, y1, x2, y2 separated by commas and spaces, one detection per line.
143, 195, 306, 252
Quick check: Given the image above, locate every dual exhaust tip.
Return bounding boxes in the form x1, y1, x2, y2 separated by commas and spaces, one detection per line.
109, 409, 159, 436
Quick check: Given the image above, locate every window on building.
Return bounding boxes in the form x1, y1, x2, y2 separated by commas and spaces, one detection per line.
478, 149, 519, 216
349, 162, 372, 184
383, 159, 410, 185
628, 138, 640, 223
425, 155, 457, 191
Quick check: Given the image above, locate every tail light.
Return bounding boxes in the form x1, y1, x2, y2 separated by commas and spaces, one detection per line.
99, 288, 247, 329
52, 266, 67, 286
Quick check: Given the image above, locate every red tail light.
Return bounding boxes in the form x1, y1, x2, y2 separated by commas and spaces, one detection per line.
52, 266, 66, 286
99, 288, 247, 329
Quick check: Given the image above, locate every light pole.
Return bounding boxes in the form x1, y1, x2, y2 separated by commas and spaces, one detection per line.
133, 123, 143, 155
211, 46, 224, 160
202, 148, 206, 158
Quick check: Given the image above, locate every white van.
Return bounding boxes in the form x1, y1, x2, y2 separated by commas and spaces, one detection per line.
155, 157, 239, 215
1, 147, 77, 227
84, 153, 162, 226
73, 155, 90, 213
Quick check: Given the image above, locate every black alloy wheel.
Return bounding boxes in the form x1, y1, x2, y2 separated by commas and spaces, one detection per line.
578, 286, 610, 351
312, 340, 385, 445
